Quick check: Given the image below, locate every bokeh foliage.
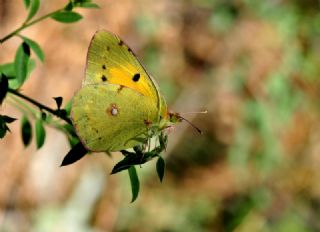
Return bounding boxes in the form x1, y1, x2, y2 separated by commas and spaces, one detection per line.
1, 0, 320, 231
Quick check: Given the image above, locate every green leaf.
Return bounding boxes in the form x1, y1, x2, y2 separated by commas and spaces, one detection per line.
41, 112, 47, 120
23, 0, 30, 8
61, 142, 88, 166
51, 11, 83, 23
0, 63, 15, 79
21, 116, 32, 146
64, 99, 72, 117
0, 74, 9, 104
63, 123, 77, 137
64, 2, 74, 11
21, 36, 45, 62
74, 0, 92, 3
0, 117, 9, 138
53, 97, 63, 109
26, 0, 40, 22
77, 2, 100, 8
0, 115, 16, 139
14, 43, 30, 89
111, 152, 150, 174
10, 59, 35, 89
35, 118, 45, 149
156, 156, 165, 182
3, 115, 17, 123
128, 166, 140, 203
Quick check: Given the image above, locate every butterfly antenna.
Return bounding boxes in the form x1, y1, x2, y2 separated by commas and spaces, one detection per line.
180, 110, 208, 115
179, 115, 203, 134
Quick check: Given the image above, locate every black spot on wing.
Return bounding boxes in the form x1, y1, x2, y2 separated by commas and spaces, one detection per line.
127, 47, 137, 56
101, 75, 107, 82
118, 40, 124, 46
102, 64, 106, 70
106, 46, 110, 51
132, 73, 140, 82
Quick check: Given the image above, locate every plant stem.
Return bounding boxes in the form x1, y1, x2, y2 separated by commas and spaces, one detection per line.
8, 88, 72, 125
0, 10, 61, 43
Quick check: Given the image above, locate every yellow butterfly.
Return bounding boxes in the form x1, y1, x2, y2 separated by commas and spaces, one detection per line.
71, 30, 181, 152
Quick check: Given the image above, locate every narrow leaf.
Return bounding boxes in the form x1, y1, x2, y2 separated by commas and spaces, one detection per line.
0, 115, 16, 138
53, 97, 63, 109
74, 0, 92, 3
14, 43, 30, 88
156, 156, 165, 182
35, 119, 45, 149
0, 116, 8, 138
0, 63, 15, 79
64, 99, 72, 117
23, 0, 31, 8
22, 41, 31, 56
63, 123, 77, 138
41, 112, 47, 120
128, 166, 140, 203
3, 115, 16, 123
111, 150, 152, 174
26, 0, 40, 22
21, 116, 32, 146
0, 74, 9, 104
64, 2, 74, 11
21, 36, 45, 62
10, 59, 35, 90
51, 11, 83, 23
61, 142, 88, 166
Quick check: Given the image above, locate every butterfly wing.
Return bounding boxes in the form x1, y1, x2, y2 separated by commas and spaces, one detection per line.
71, 84, 158, 152
85, 30, 161, 101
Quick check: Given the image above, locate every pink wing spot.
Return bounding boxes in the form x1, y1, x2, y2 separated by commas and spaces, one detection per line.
106, 104, 119, 117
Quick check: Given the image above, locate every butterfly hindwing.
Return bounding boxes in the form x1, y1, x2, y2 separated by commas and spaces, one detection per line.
71, 84, 159, 152
71, 30, 173, 152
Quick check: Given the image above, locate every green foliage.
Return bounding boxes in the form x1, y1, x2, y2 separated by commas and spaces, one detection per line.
51, 11, 83, 23
0, 1, 98, 155
0, 115, 16, 138
0, 74, 9, 104
156, 156, 165, 182
23, 0, 30, 8
35, 118, 45, 149
53, 97, 63, 110
60, 142, 87, 166
25, 0, 40, 23
21, 115, 32, 146
20, 36, 45, 62
0, 0, 170, 203
128, 166, 140, 203
14, 42, 30, 89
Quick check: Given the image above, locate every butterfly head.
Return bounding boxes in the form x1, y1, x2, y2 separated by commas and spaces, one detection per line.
159, 111, 203, 134
168, 112, 183, 124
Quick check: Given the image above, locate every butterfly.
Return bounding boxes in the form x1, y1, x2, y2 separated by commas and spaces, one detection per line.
71, 30, 182, 153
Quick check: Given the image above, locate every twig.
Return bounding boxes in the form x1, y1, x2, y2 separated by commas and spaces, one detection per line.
8, 88, 72, 125
0, 10, 60, 43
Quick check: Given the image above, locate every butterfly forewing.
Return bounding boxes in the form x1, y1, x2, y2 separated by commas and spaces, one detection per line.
85, 30, 159, 102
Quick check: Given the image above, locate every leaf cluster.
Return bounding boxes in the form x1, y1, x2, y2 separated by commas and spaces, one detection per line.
0, 0, 168, 202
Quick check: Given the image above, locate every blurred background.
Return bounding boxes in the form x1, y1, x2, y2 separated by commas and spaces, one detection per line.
1, 0, 320, 231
